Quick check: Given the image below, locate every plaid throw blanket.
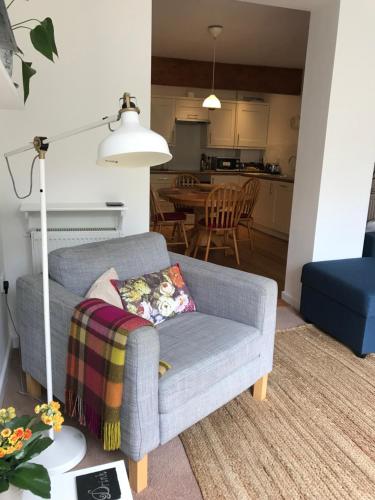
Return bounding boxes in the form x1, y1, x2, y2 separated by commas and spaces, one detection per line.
65, 298, 170, 451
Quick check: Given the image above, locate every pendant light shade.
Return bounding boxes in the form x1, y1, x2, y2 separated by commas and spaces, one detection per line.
97, 109, 172, 167
203, 25, 223, 111
202, 94, 222, 110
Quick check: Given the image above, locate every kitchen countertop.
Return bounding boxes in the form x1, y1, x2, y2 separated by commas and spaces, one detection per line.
150, 169, 294, 183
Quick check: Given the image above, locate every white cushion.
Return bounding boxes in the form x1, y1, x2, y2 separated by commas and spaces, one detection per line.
85, 267, 123, 309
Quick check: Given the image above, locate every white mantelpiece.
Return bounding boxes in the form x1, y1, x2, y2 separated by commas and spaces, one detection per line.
20, 202, 128, 233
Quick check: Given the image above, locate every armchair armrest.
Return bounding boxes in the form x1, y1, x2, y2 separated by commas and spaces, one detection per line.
169, 252, 277, 333
16, 275, 160, 461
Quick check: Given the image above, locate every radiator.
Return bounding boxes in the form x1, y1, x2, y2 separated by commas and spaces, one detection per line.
30, 228, 121, 274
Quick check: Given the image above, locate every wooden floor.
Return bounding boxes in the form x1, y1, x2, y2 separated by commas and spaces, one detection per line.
160, 226, 288, 298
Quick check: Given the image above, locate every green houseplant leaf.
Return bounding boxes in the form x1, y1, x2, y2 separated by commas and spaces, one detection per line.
41, 17, 58, 57
9, 463, 51, 499
0, 477, 9, 493
30, 23, 54, 61
21, 60, 37, 102
16, 436, 53, 463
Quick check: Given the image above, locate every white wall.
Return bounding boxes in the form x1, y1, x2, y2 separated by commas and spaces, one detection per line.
284, 0, 375, 306
0, 0, 152, 323
264, 94, 301, 175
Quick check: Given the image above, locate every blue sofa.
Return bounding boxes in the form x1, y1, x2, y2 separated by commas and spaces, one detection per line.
300, 232, 375, 357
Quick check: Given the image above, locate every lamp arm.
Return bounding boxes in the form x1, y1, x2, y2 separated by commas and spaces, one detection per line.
4, 113, 119, 158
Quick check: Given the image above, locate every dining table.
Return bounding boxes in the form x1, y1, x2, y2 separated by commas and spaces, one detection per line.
158, 184, 234, 257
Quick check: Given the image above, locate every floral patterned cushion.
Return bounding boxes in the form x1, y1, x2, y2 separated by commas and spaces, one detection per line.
111, 264, 196, 325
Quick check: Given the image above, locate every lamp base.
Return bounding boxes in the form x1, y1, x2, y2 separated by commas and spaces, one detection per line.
33, 426, 87, 475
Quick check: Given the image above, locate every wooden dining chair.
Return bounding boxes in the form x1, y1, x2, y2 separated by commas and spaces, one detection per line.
193, 184, 245, 265
174, 173, 200, 188
238, 178, 260, 249
150, 188, 188, 248
173, 174, 200, 215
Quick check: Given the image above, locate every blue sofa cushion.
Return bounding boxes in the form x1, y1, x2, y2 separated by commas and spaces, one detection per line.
301, 258, 375, 317
157, 312, 261, 413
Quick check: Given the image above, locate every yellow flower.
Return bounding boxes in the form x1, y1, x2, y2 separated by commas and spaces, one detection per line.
1, 428, 11, 438
42, 415, 53, 426
0, 448, 5, 458
50, 401, 60, 411
15, 441, 23, 451
34, 405, 41, 414
54, 424, 62, 432
5, 446, 15, 455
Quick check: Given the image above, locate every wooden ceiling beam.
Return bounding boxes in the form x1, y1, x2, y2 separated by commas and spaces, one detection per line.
152, 56, 303, 96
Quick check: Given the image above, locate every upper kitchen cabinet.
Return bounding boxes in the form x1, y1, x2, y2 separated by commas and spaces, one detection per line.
175, 98, 209, 122
207, 101, 237, 148
235, 102, 270, 149
151, 97, 176, 145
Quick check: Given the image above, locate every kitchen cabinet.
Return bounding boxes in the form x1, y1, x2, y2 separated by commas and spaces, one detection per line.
150, 173, 177, 212
175, 98, 209, 122
253, 179, 293, 238
273, 182, 294, 234
211, 174, 247, 186
252, 180, 274, 229
151, 97, 176, 145
235, 102, 269, 149
207, 101, 237, 148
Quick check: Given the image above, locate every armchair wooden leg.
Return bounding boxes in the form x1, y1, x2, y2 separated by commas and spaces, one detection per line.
252, 374, 268, 401
128, 454, 148, 493
25, 373, 42, 399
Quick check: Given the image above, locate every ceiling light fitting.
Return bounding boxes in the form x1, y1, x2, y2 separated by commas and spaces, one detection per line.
202, 25, 223, 110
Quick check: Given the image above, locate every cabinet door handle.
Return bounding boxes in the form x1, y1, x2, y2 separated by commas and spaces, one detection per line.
237, 133, 240, 146
210, 132, 212, 144
158, 177, 169, 180
187, 114, 198, 118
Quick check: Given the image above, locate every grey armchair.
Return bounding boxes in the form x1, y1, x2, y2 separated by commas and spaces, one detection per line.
16, 232, 277, 492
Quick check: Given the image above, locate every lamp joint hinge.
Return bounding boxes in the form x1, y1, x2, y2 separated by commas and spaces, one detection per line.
33, 136, 49, 159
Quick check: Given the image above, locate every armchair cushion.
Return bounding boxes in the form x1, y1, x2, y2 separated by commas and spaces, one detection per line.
49, 232, 170, 296
156, 312, 261, 413
112, 264, 196, 325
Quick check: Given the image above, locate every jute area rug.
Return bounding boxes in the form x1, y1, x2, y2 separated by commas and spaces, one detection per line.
180, 325, 375, 500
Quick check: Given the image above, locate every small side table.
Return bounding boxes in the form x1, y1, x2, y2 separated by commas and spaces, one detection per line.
23, 460, 133, 499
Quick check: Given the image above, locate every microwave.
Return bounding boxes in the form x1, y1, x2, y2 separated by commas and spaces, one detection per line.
214, 157, 241, 171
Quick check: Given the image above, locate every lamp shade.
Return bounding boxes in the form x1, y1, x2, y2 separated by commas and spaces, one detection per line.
202, 94, 221, 110
97, 110, 172, 167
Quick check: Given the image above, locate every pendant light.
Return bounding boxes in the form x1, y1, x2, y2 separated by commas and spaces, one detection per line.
203, 25, 223, 110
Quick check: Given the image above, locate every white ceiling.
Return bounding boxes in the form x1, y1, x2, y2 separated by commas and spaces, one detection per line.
152, 0, 310, 69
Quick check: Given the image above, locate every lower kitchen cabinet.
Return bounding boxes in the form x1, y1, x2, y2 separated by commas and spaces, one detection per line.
273, 182, 294, 234
253, 180, 274, 229
150, 173, 177, 212
253, 179, 293, 239
211, 174, 247, 186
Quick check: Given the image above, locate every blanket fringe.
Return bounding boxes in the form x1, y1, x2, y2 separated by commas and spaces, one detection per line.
103, 421, 121, 451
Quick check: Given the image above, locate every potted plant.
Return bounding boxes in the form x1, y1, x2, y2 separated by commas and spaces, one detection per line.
0, 402, 64, 499
0, 0, 58, 102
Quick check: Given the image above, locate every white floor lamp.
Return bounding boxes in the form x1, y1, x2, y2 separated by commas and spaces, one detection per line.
4, 93, 172, 474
